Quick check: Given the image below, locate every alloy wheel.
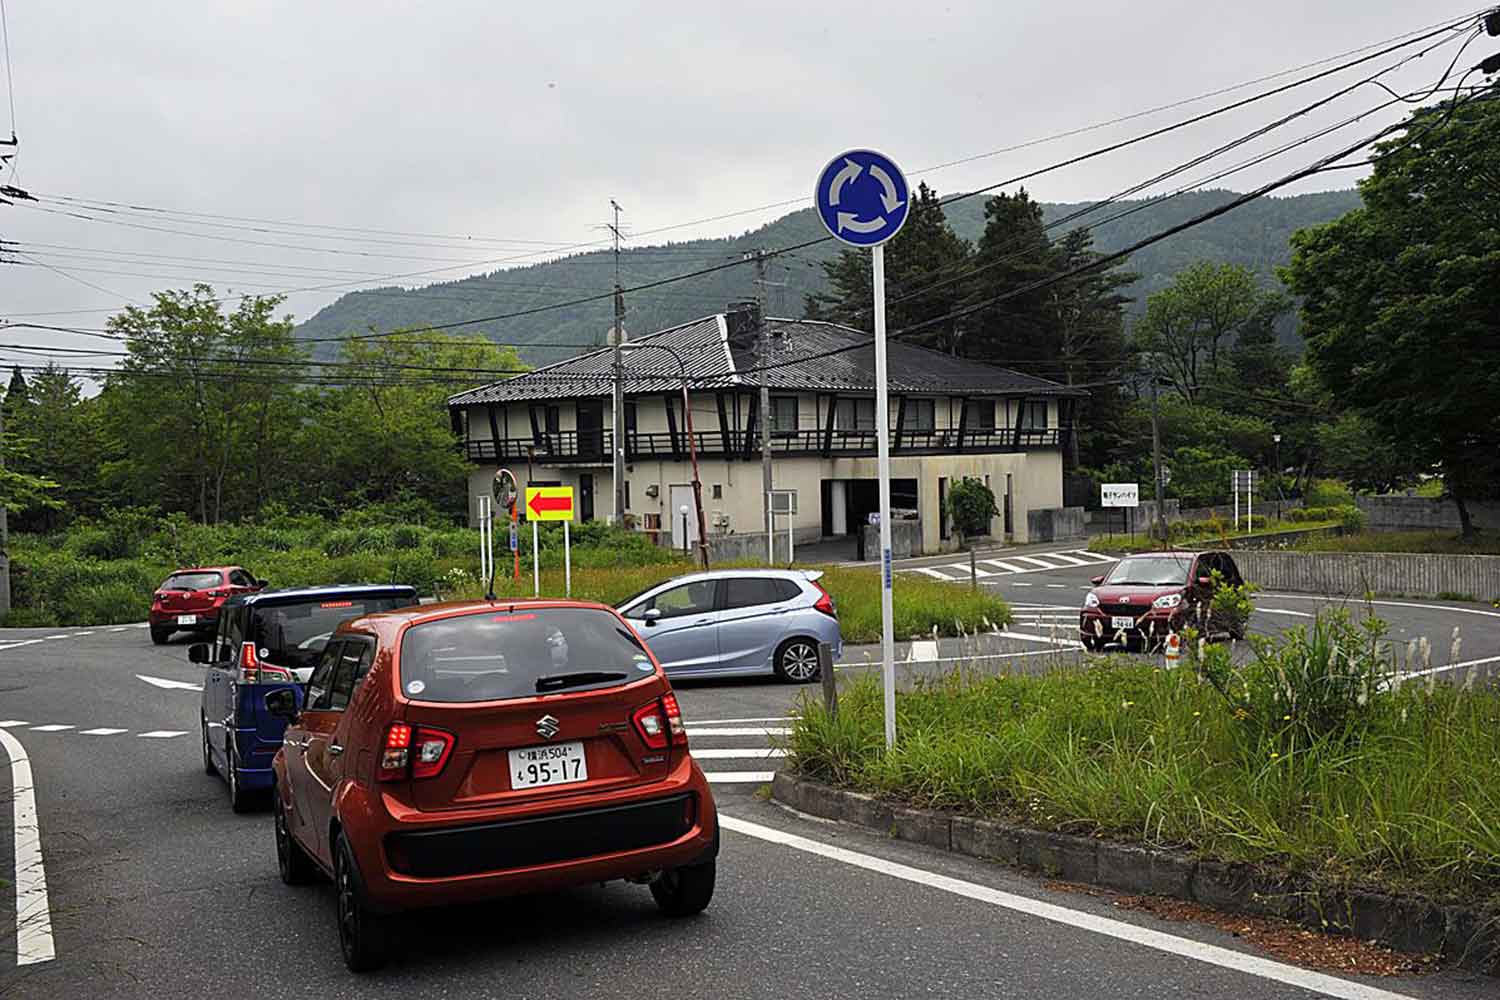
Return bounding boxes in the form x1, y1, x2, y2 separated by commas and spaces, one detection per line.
781, 641, 819, 681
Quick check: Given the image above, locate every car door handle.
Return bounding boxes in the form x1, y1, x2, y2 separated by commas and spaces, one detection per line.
693, 618, 714, 625
328, 742, 344, 757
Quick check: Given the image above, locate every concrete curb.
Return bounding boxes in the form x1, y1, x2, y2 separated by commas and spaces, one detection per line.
771, 772, 1500, 974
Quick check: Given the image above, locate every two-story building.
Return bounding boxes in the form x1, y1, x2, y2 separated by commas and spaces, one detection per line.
447, 303, 1084, 554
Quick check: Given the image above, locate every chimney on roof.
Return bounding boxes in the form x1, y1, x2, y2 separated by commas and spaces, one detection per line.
724, 300, 761, 350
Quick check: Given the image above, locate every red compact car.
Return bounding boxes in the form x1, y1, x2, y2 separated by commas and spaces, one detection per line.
1079, 550, 1246, 651
149, 566, 264, 645
269, 599, 719, 973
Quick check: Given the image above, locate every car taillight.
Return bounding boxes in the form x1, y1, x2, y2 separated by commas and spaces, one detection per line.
237, 642, 292, 683
633, 694, 686, 751
378, 723, 453, 781
812, 581, 837, 618
207, 588, 230, 599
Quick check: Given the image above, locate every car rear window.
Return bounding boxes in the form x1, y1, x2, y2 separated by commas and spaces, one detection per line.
161, 571, 223, 591
249, 592, 415, 670
399, 607, 651, 703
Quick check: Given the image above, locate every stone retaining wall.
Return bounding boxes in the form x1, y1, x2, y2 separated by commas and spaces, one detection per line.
1233, 550, 1500, 600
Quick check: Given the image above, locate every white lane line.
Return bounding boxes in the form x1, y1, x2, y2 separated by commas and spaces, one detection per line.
1011, 582, 1033, 587
1046, 584, 1067, 589
136, 674, 203, 692
0, 639, 46, 651
0, 720, 28, 728
1256, 608, 1315, 618
914, 567, 959, 580
78, 728, 128, 736
981, 560, 1030, 573
1042, 553, 1091, 567
720, 814, 1418, 1000
0, 727, 56, 965
109, 627, 130, 633
943, 562, 995, 578
689, 716, 792, 726
705, 771, 775, 784
1258, 593, 1500, 619
1013, 556, 1067, 570
1069, 550, 1120, 564
29, 725, 74, 733
692, 748, 786, 760
686, 727, 791, 737
996, 631, 1084, 649
137, 730, 190, 739
43, 634, 70, 640
1395, 653, 1500, 682
73, 631, 94, 637
909, 640, 940, 662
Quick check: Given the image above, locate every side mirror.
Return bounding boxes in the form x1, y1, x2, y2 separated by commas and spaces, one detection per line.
254, 578, 268, 589
188, 642, 211, 664
642, 607, 663, 626
1090, 576, 1104, 587
264, 688, 298, 721
1197, 576, 1212, 587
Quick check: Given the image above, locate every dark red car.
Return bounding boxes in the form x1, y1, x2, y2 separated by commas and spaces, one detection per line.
149, 566, 264, 645
1079, 550, 1246, 651
269, 599, 719, 973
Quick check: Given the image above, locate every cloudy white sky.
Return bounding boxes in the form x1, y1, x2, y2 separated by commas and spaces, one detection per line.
0, 1, 1487, 364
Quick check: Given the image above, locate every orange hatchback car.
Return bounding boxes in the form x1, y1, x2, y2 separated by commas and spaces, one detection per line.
268, 600, 719, 972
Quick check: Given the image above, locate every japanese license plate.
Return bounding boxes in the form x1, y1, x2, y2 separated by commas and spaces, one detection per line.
176, 614, 198, 626
509, 741, 587, 790
1110, 615, 1135, 631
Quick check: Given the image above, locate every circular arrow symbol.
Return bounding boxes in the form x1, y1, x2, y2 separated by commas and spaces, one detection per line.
814, 149, 910, 248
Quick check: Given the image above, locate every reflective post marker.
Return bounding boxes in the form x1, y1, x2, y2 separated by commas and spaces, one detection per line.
872, 243, 896, 751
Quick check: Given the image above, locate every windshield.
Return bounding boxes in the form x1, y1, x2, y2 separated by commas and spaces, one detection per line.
1105, 555, 1194, 587
400, 607, 651, 703
249, 592, 415, 669
161, 571, 222, 591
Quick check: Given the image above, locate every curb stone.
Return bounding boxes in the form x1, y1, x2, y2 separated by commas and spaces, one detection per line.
772, 772, 1499, 975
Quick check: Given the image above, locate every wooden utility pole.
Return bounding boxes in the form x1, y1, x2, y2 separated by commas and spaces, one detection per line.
751, 250, 774, 560
1149, 365, 1168, 548
609, 200, 627, 527
0, 395, 9, 616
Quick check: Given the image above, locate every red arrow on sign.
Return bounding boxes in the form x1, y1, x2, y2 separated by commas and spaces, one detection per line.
529, 492, 572, 517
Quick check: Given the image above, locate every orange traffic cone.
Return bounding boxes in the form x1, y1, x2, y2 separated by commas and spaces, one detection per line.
1164, 632, 1182, 667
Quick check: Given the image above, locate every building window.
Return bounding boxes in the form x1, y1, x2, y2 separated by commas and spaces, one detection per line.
1019, 400, 1049, 429
712, 484, 723, 500
834, 397, 876, 430
545, 406, 561, 435
906, 398, 935, 431
770, 395, 799, 435
624, 480, 631, 511
962, 399, 996, 431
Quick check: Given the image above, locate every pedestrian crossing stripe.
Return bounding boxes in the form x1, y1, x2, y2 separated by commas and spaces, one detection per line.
909, 549, 1116, 583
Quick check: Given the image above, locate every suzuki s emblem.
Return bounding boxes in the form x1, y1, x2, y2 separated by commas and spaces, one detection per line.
536, 714, 561, 740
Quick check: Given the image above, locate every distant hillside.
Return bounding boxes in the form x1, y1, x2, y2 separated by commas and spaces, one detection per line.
293, 188, 1360, 364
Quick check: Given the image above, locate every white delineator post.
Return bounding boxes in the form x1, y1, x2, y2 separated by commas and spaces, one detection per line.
872, 243, 896, 751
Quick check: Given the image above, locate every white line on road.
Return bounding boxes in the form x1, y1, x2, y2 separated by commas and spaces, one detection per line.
692, 748, 786, 759
909, 640, 940, 662
914, 567, 957, 580
73, 631, 94, 637
1013, 555, 1067, 570
705, 771, 775, 784
0, 720, 28, 728
109, 627, 131, 633
720, 814, 1418, 1000
78, 728, 129, 736
688, 716, 792, 725
1041, 552, 1092, 567
1256, 608, 1315, 618
0, 727, 56, 966
29, 725, 74, 733
137, 730, 190, 739
1258, 593, 1500, 618
1046, 584, 1067, 589
996, 631, 1084, 649
1394, 653, 1500, 682
685, 727, 791, 737
43, 634, 69, 640
981, 560, 1030, 573
0, 639, 46, 651
136, 674, 203, 692
1011, 582, 1033, 587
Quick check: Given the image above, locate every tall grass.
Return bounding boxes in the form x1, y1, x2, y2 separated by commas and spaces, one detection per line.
788, 634, 1500, 898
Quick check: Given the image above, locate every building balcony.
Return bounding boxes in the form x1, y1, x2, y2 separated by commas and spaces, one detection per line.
462, 426, 1066, 464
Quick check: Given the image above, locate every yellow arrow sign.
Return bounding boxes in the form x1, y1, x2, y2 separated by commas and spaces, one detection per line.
525, 486, 575, 522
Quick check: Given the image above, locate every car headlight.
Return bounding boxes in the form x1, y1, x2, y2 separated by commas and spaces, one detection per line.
1084, 593, 1099, 609
1153, 593, 1183, 609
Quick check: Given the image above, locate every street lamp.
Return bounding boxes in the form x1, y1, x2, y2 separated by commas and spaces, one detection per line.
1272, 432, 1283, 521
620, 342, 710, 571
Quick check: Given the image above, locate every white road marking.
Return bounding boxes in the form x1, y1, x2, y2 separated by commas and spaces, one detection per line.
1041, 552, 1092, 567
109, 627, 131, 633
137, 730, 190, 739
78, 728, 129, 736
136, 674, 203, 692
1013, 555, 1066, 570
0, 638, 46, 651
43, 634, 70, 640
686, 727, 791, 737
1258, 593, 1500, 619
720, 814, 1419, 1000
996, 631, 1084, 649
1070, 550, 1120, 564
704, 771, 775, 784
941, 562, 995, 578
1046, 584, 1067, 589
914, 567, 958, 580
1395, 653, 1500, 682
29, 725, 74, 733
0, 720, 28, 728
981, 560, 1030, 573
1256, 608, 1315, 618
0, 727, 56, 965
909, 640, 940, 662
689, 716, 792, 725
692, 748, 786, 759
73, 631, 94, 637
1011, 582, 1033, 587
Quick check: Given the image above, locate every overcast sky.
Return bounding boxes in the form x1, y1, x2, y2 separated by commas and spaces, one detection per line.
0, 1, 1483, 364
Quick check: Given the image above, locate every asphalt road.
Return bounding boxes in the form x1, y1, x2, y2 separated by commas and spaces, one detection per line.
3, 576, 1499, 999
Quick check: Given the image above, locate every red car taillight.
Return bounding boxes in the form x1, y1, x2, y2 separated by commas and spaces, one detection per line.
206, 588, 230, 600
378, 723, 453, 782
237, 642, 292, 683
812, 580, 837, 618
632, 693, 686, 751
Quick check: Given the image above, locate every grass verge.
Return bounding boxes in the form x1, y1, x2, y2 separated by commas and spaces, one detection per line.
1089, 519, 1338, 554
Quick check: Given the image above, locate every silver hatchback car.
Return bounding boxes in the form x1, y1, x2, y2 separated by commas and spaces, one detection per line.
617, 569, 843, 682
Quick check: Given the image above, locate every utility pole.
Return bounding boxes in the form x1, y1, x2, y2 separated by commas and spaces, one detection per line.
0, 396, 9, 616
609, 200, 627, 528
1148, 361, 1167, 548
751, 249, 774, 560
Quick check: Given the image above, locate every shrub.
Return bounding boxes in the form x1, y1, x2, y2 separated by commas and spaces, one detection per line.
322, 527, 359, 557
1304, 479, 1355, 508
61, 581, 147, 626
389, 524, 427, 550
1, 607, 58, 628
1337, 504, 1366, 533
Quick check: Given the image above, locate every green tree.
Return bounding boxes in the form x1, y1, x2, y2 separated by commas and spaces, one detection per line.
7, 365, 107, 531
1283, 97, 1500, 539
1315, 413, 1414, 495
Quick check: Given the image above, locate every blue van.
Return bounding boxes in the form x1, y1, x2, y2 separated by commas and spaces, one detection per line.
191, 584, 418, 812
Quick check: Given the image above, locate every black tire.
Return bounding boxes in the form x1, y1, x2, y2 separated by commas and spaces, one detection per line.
201, 717, 217, 776
773, 638, 820, 683
227, 741, 257, 814
150, 626, 171, 645
650, 859, 716, 917
274, 794, 316, 886
1080, 636, 1103, 653
336, 835, 390, 973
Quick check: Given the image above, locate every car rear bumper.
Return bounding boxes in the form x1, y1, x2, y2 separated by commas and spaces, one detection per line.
149, 609, 219, 628
350, 756, 718, 912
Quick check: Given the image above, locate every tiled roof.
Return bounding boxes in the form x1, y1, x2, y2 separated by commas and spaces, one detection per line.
447, 312, 1083, 406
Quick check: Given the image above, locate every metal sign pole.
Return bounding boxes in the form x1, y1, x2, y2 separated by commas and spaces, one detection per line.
873, 242, 896, 751
532, 521, 540, 597
767, 493, 774, 564
563, 520, 572, 597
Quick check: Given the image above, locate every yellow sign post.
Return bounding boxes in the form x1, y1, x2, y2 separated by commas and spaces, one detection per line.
524, 486, 576, 597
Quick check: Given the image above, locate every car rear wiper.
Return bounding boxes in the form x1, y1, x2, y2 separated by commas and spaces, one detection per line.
535, 671, 629, 692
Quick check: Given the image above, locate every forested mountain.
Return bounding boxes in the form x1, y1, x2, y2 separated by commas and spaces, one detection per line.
293, 188, 1360, 364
